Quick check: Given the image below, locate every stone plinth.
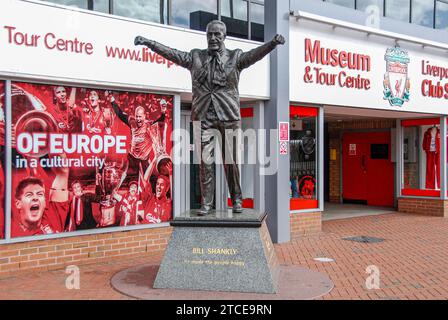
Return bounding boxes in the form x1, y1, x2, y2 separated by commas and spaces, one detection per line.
153, 210, 280, 294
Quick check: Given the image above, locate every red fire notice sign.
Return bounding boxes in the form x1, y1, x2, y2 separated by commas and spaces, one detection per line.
279, 122, 290, 142
280, 141, 289, 155
279, 122, 289, 155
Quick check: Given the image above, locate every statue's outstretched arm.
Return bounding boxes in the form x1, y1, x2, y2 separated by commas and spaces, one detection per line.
237, 34, 285, 70
135, 36, 192, 70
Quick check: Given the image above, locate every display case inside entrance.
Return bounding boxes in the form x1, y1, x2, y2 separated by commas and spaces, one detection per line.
402, 118, 441, 197
290, 106, 319, 210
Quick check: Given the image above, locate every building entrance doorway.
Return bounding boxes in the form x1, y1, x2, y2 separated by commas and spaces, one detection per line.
342, 132, 394, 207
323, 106, 439, 220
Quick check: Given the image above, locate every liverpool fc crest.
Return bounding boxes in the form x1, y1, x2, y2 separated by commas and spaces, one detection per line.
383, 47, 410, 107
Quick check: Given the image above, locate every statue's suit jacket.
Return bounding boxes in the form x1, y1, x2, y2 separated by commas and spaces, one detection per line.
146, 40, 277, 122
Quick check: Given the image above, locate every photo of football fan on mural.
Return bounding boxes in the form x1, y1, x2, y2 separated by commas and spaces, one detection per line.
0, 80, 5, 239
10, 81, 173, 239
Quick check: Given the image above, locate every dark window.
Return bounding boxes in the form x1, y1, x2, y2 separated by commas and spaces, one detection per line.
356, 0, 384, 14
113, 0, 168, 24
221, 0, 249, 39
411, 0, 435, 28
371, 144, 389, 160
251, 1, 265, 41
326, 0, 356, 9
436, 0, 448, 29
171, 0, 218, 30
385, 0, 411, 23
44, 0, 109, 13
92, 0, 109, 13
251, 0, 264, 24
45, 0, 266, 40
48, 0, 88, 9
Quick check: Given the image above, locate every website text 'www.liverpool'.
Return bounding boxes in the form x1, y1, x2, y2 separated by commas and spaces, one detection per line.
105, 45, 176, 69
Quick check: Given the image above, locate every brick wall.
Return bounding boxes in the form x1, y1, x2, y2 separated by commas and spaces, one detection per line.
0, 226, 172, 278
328, 119, 396, 203
398, 198, 448, 217
0, 213, 326, 277
1, 214, 324, 277
290, 212, 322, 240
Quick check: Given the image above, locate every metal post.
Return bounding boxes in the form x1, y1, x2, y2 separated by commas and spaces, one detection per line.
254, 101, 265, 213
167, 0, 172, 25
160, 0, 165, 24
264, 0, 290, 243
216, 157, 227, 212
433, 0, 437, 29
339, 130, 343, 203
248, 0, 252, 40
173, 94, 182, 217
318, 106, 324, 212
396, 119, 403, 202
441, 116, 447, 199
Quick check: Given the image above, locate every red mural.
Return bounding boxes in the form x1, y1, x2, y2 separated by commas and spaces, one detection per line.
11, 82, 173, 238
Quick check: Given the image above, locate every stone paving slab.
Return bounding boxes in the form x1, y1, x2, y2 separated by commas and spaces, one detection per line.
0, 213, 447, 300
111, 264, 333, 300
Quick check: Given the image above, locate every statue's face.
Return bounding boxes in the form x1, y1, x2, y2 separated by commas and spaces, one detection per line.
207, 23, 226, 52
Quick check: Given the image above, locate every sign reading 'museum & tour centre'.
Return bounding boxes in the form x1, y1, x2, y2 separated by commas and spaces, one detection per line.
290, 18, 448, 115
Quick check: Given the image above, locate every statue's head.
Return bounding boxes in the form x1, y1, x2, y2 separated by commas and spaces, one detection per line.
206, 20, 226, 52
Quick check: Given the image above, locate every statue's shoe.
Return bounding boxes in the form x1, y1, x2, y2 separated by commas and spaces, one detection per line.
232, 202, 243, 214
197, 206, 212, 216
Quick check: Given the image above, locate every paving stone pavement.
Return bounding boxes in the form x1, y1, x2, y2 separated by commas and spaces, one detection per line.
0, 213, 447, 300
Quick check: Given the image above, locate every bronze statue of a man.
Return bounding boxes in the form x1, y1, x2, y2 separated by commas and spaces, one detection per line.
135, 20, 285, 216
